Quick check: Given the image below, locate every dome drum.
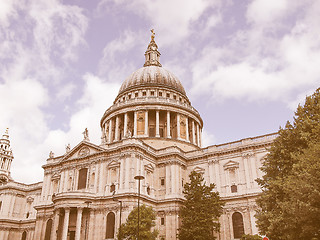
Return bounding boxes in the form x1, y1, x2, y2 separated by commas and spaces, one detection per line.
101, 108, 202, 149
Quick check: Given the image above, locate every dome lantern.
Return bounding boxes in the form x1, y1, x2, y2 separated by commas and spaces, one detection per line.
144, 29, 162, 67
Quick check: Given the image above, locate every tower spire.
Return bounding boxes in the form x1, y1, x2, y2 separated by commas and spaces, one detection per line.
144, 29, 162, 67
0, 128, 13, 183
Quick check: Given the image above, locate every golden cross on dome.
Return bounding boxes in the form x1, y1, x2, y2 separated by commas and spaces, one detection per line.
151, 29, 155, 40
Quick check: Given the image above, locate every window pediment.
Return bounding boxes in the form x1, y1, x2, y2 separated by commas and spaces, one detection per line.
223, 160, 239, 170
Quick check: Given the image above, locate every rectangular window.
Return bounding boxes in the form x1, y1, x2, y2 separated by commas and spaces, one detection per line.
142, 91, 146, 96
135, 92, 138, 97
166, 93, 170, 98
78, 168, 88, 189
151, 91, 154, 96
159, 92, 162, 97
161, 178, 165, 186
161, 217, 165, 225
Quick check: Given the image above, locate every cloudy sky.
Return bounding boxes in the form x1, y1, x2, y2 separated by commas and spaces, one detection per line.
1, 0, 319, 183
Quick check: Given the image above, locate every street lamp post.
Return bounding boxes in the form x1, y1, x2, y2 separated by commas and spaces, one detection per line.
112, 193, 123, 235
134, 175, 145, 240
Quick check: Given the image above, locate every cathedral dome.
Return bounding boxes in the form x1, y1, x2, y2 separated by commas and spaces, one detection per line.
118, 66, 186, 96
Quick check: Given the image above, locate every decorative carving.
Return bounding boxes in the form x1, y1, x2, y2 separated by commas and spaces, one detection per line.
242, 152, 254, 159
78, 147, 90, 157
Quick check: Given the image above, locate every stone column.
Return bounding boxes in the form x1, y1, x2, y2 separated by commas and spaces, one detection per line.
156, 110, 160, 137
115, 115, 119, 141
192, 120, 196, 144
3, 159, 9, 170
214, 161, 221, 192
134, 111, 137, 137
185, 117, 189, 142
243, 156, 251, 190
51, 208, 60, 240
167, 111, 171, 138
108, 119, 113, 143
145, 110, 148, 136
165, 165, 171, 196
124, 157, 130, 190
196, 123, 200, 146
119, 158, 124, 191
88, 209, 95, 239
251, 155, 258, 188
94, 164, 99, 193
124, 113, 128, 138
59, 171, 65, 193
177, 113, 181, 139
61, 207, 70, 240
208, 161, 213, 184
75, 207, 83, 240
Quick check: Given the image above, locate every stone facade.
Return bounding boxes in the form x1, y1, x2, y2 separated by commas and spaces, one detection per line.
0, 33, 277, 240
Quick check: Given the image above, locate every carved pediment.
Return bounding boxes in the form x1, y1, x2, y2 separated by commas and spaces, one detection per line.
144, 163, 154, 173
108, 160, 120, 169
61, 141, 104, 161
223, 160, 239, 170
51, 172, 61, 180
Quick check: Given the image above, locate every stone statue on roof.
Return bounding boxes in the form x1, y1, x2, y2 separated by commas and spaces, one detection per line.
83, 128, 90, 141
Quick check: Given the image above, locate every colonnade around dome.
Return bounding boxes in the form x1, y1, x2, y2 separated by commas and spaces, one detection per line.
102, 109, 202, 147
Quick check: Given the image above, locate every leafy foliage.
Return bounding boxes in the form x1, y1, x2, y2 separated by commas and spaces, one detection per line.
118, 204, 158, 240
256, 88, 320, 240
178, 170, 224, 240
241, 234, 263, 240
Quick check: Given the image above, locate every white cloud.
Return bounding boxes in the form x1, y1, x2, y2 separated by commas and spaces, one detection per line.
56, 83, 76, 102
201, 128, 216, 147
45, 73, 120, 158
0, 0, 89, 183
246, 0, 289, 25
98, 0, 221, 45
190, 0, 320, 107
0, 0, 89, 85
98, 30, 142, 81
6, 73, 120, 183
0, 0, 19, 27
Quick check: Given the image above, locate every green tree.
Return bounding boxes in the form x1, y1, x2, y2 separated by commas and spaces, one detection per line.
256, 88, 320, 240
241, 234, 263, 240
117, 204, 158, 240
178, 170, 224, 240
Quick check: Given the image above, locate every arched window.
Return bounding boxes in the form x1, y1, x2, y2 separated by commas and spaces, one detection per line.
78, 168, 88, 189
21, 231, 27, 240
44, 219, 53, 240
110, 183, 115, 193
232, 212, 244, 238
231, 184, 238, 193
105, 212, 115, 239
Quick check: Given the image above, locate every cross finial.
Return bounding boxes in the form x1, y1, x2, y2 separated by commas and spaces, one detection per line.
151, 29, 155, 41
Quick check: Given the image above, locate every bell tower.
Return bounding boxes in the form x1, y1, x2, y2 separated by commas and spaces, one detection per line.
0, 128, 13, 184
